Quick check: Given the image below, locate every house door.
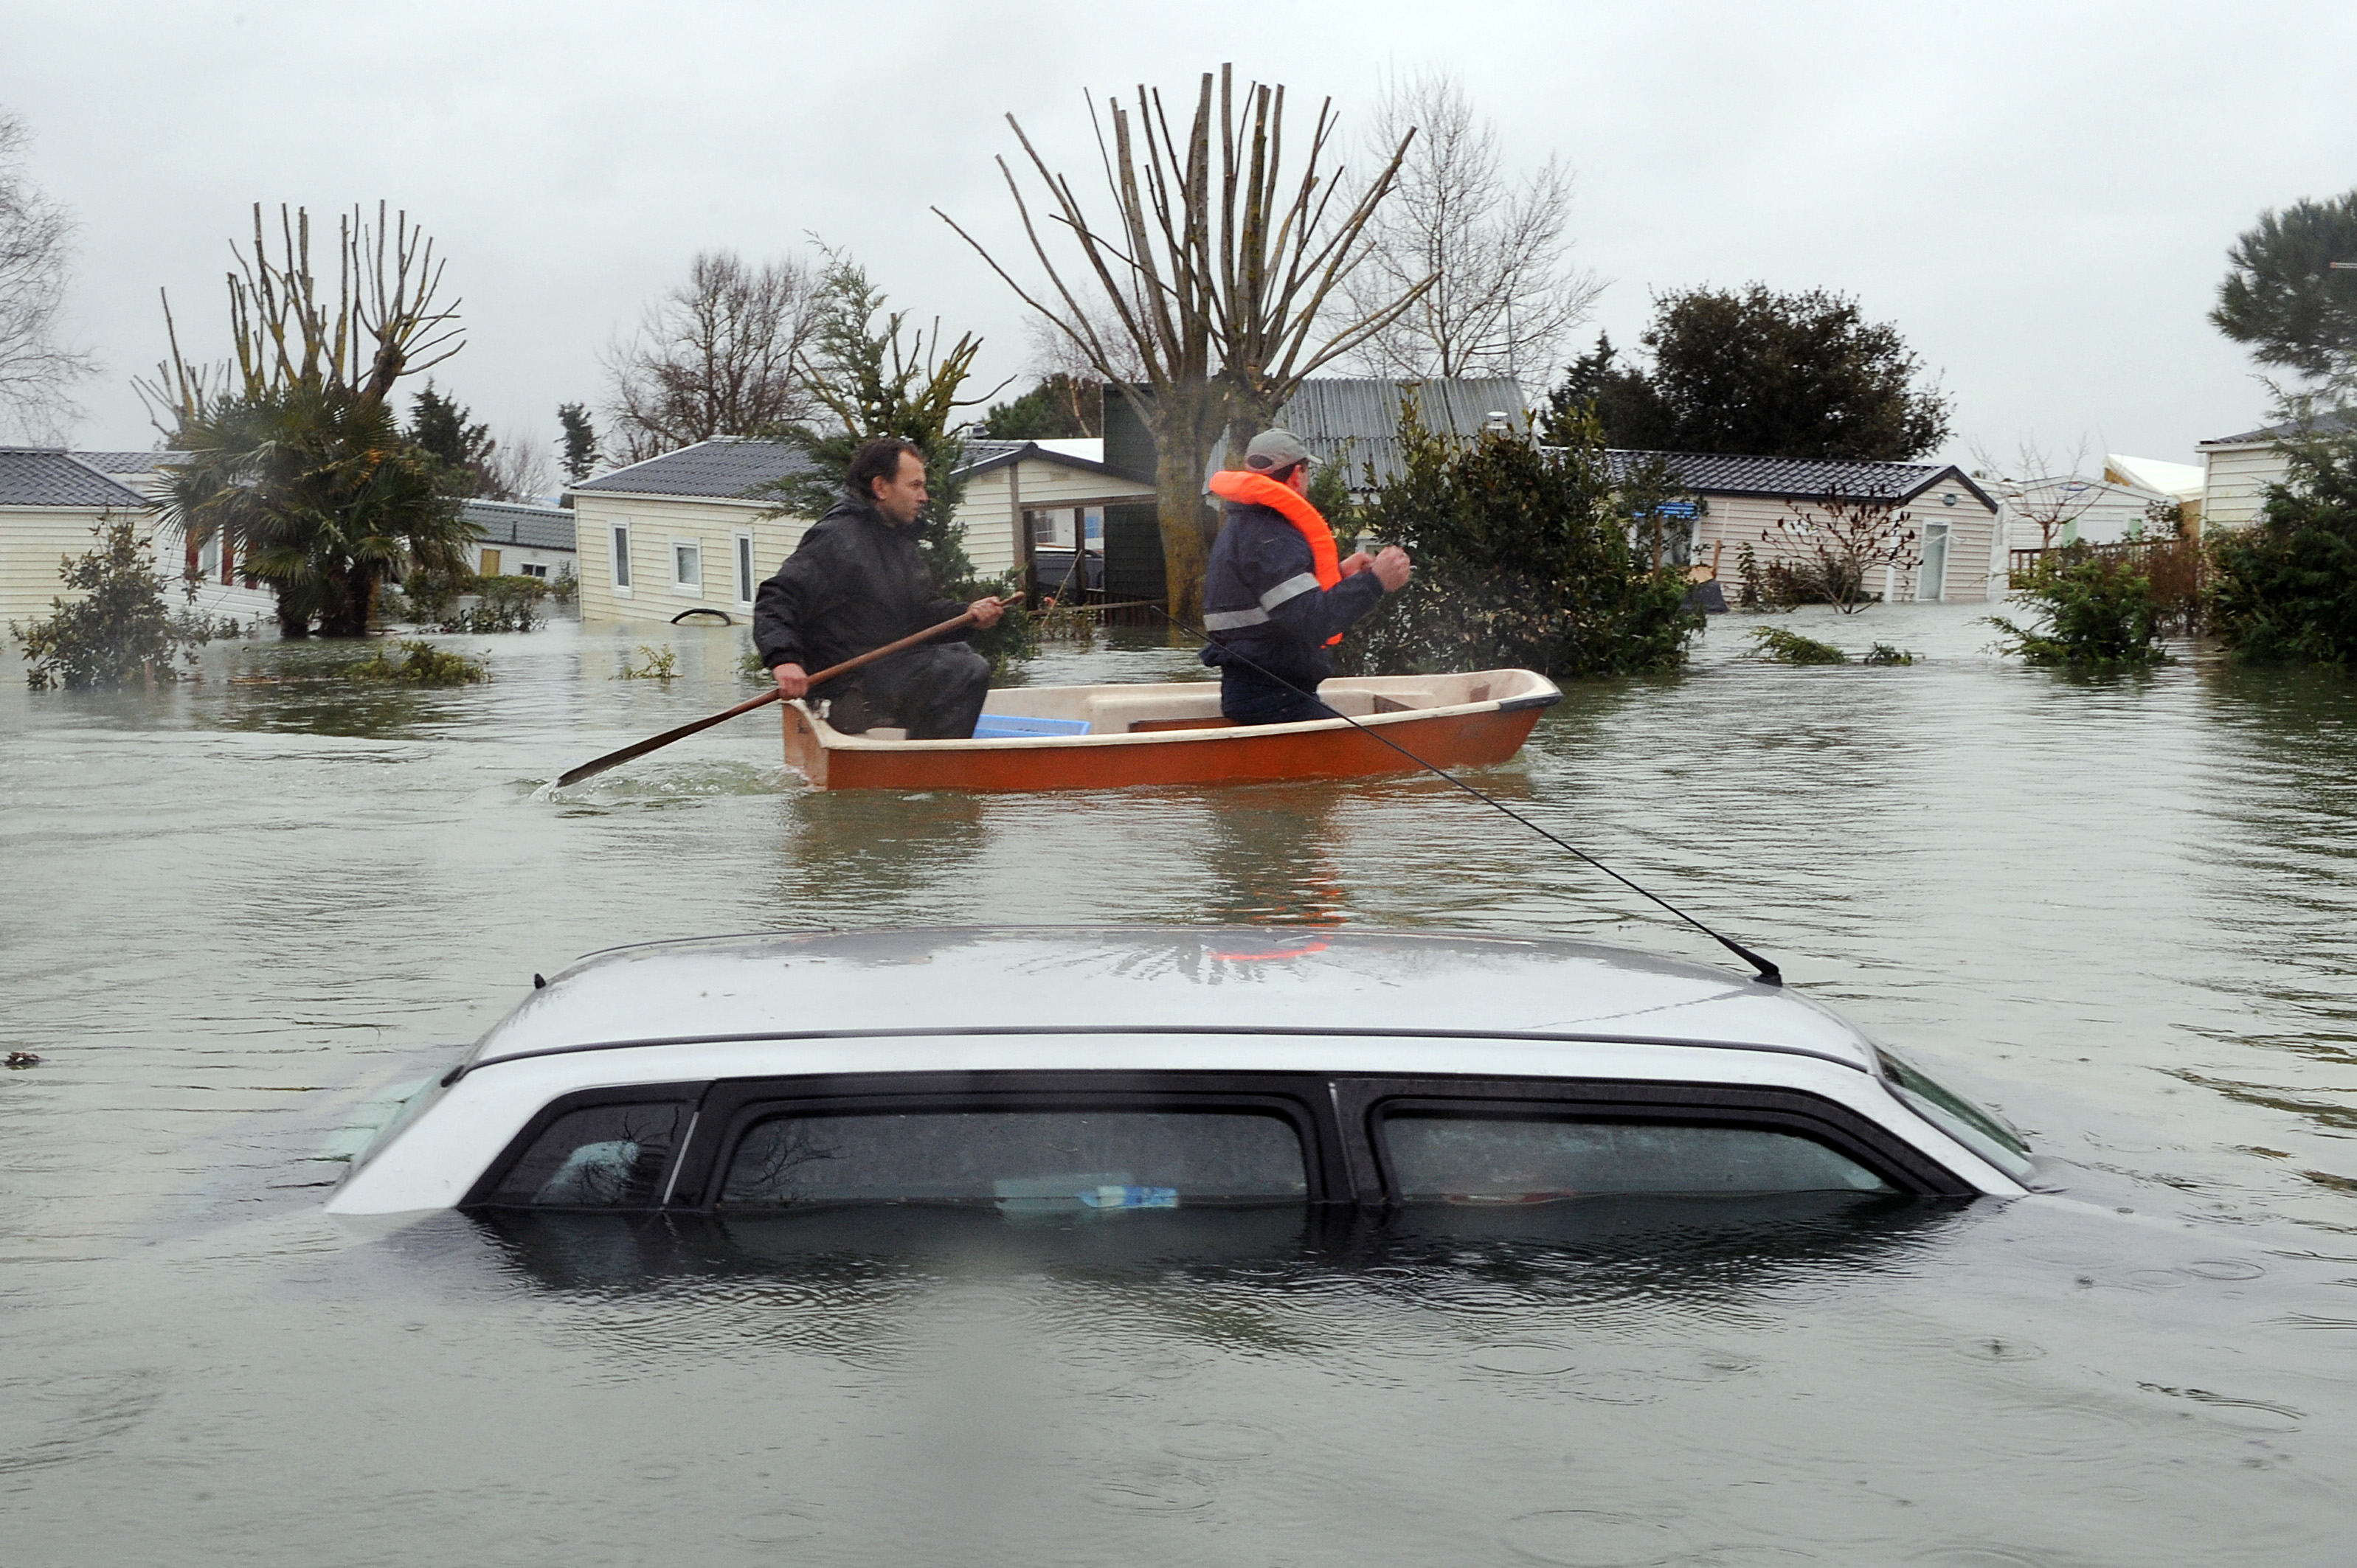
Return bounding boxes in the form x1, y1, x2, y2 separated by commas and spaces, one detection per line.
1917, 524, 1948, 602
480, 547, 502, 577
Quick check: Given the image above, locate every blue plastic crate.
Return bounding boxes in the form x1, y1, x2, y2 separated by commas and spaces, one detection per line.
972, 714, 1092, 740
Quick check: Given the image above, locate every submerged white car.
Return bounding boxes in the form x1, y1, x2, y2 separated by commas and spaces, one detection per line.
327, 928, 2035, 1217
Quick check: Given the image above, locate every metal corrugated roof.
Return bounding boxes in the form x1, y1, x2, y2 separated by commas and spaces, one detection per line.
0, 448, 153, 509
1607, 450, 1997, 511
460, 499, 577, 552
1277, 378, 1529, 489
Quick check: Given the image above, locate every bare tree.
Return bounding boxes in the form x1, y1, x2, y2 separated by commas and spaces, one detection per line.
0, 109, 99, 443
1340, 68, 1602, 382
146, 201, 463, 416
482, 426, 553, 502
937, 65, 1431, 618
1970, 435, 2106, 563
602, 251, 817, 464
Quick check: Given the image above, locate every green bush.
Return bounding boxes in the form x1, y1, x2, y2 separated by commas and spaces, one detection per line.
345, 639, 488, 684
10, 516, 222, 690
1747, 626, 1848, 664
2208, 428, 2357, 665
1335, 403, 1700, 678
1861, 642, 1916, 666
617, 645, 678, 680
1987, 549, 2168, 667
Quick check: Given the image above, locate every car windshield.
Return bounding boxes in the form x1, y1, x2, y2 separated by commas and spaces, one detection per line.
1875, 1048, 2035, 1182
1382, 1114, 1892, 1202
719, 1109, 1307, 1210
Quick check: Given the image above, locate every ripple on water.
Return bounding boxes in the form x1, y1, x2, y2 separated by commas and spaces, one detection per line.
1499, 1508, 1743, 1567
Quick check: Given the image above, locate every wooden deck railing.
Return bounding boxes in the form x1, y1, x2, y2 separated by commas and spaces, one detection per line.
2007, 536, 2202, 589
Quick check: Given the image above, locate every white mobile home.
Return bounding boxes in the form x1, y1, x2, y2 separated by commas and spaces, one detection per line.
459, 499, 576, 583
568, 437, 1153, 626
2198, 410, 2356, 531
1612, 451, 2003, 603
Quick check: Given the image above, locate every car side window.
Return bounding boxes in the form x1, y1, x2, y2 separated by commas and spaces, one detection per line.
487, 1102, 685, 1207
1380, 1111, 1892, 1203
719, 1109, 1306, 1211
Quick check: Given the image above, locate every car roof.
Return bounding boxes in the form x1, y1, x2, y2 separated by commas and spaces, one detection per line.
465, 927, 1881, 1075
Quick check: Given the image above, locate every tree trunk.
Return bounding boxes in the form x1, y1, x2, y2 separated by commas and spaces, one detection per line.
1155, 444, 1213, 624
275, 592, 311, 639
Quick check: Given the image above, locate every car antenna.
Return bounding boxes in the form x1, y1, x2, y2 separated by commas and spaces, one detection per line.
1149, 605, 1782, 986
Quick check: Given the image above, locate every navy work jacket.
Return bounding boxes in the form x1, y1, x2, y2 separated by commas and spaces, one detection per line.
1199, 499, 1384, 715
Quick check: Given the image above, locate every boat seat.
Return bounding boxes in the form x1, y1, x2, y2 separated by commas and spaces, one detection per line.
1084, 689, 1225, 733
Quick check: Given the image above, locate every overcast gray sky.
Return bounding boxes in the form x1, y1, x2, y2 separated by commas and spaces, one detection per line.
7, 0, 2353, 471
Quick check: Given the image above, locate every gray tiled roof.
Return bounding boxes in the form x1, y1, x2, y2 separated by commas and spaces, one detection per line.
70, 449, 182, 480
1276, 377, 1529, 489
572, 438, 823, 499
2200, 406, 2357, 447
1607, 449, 1997, 512
0, 448, 153, 508
460, 499, 577, 552
575, 434, 1106, 501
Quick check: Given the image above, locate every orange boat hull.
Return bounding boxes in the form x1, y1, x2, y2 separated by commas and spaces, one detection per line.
781, 670, 1560, 793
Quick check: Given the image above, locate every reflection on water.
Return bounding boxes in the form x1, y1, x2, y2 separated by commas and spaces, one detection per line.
4, 608, 2357, 1563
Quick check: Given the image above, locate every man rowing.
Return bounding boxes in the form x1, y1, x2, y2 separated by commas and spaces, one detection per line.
753, 436, 1006, 740
1200, 428, 1413, 724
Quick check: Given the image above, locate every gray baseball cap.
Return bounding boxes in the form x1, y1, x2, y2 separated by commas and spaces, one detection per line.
1243, 428, 1316, 473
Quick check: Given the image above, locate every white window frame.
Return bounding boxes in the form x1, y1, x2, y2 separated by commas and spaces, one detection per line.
610, 520, 633, 595
671, 537, 704, 597
733, 529, 756, 607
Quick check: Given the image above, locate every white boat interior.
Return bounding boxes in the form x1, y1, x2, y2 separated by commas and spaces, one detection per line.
955, 668, 1557, 738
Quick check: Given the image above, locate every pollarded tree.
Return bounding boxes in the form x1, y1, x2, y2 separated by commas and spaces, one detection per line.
2211, 190, 2357, 395
145, 203, 477, 636
938, 65, 1430, 619
1558, 285, 1952, 462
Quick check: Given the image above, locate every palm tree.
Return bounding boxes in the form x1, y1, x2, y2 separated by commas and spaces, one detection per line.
166, 385, 473, 636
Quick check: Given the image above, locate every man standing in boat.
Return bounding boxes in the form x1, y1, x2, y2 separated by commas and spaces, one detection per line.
1201, 429, 1412, 724
754, 437, 1007, 739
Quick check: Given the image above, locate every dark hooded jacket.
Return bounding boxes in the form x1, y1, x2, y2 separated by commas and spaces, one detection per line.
752, 495, 972, 675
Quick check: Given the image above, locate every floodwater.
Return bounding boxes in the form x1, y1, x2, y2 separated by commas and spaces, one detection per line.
4, 603, 2354, 1564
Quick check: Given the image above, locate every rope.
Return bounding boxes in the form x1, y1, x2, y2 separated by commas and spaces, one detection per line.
1154, 603, 1783, 986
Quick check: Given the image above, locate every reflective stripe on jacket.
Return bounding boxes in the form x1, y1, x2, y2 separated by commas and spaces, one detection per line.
1198, 476, 1384, 701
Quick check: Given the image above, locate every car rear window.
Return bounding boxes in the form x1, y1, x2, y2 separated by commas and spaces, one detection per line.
1380, 1112, 1892, 1202
719, 1109, 1306, 1210
489, 1102, 685, 1207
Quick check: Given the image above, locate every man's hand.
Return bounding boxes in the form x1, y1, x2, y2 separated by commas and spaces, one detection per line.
772, 662, 809, 699
1339, 550, 1373, 578
968, 596, 1006, 628
1371, 545, 1413, 592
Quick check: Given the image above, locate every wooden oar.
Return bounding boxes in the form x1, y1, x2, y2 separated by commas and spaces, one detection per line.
554, 597, 1017, 789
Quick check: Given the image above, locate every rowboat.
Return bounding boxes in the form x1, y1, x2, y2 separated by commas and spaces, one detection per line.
778, 667, 1562, 792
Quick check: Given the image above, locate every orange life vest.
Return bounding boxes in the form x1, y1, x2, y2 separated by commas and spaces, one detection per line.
1206, 470, 1344, 645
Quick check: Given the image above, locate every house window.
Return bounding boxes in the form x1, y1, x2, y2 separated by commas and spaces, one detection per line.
735, 532, 755, 606
673, 541, 702, 593
519, 562, 550, 580
611, 522, 632, 592
1028, 507, 1076, 549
